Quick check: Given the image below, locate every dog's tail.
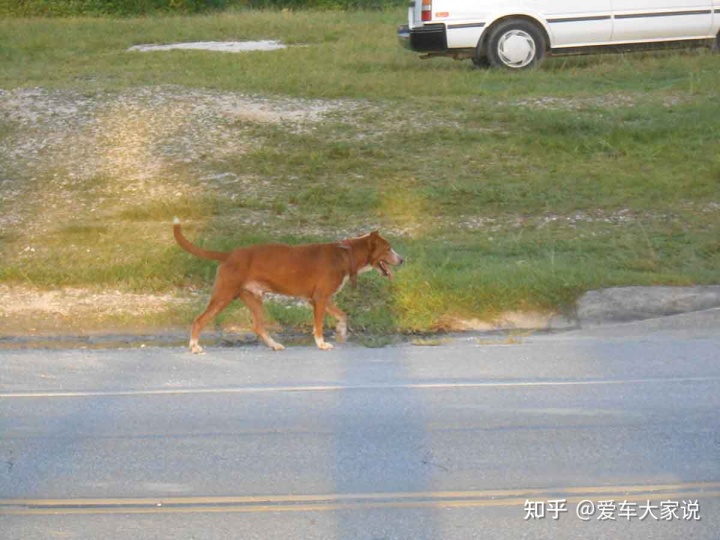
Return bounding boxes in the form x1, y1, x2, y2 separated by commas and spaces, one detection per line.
173, 218, 230, 262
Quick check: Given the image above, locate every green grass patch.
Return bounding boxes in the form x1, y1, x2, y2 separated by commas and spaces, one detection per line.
2, 12, 717, 99
1, 10, 719, 336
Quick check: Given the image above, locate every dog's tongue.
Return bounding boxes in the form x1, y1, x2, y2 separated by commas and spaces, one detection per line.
379, 261, 393, 280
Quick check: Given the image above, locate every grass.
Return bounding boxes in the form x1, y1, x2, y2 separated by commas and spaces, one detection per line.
1, 9, 719, 337
2, 11, 718, 98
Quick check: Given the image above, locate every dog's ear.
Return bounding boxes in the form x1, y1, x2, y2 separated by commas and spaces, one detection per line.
369, 231, 380, 247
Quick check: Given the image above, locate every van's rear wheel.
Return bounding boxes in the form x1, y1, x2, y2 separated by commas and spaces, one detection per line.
486, 19, 546, 69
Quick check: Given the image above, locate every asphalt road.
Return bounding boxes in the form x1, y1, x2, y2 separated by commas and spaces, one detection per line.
1, 314, 719, 539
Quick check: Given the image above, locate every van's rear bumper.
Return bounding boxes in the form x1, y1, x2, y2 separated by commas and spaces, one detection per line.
397, 24, 448, 52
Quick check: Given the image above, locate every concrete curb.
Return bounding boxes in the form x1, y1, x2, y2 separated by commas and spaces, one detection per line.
450, 286, 720, 334
564, 306, 720, 340
577, 286, 720, 326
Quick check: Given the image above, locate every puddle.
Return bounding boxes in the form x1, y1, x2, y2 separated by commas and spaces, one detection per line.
128, 40, 287, 53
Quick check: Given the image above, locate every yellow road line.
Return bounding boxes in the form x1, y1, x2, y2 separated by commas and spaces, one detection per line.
2, 483, 719, 516
5, 481, 720, 507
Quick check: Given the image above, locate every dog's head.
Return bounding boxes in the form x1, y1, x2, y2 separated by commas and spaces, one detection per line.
367, 231, 404, 280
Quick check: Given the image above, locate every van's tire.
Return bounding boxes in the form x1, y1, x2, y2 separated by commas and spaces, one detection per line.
713, 32, 720, 53
472, 55, 491, 68
485, 19, 546, 70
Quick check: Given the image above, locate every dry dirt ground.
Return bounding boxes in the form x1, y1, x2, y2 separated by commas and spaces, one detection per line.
0, 285, 192, 337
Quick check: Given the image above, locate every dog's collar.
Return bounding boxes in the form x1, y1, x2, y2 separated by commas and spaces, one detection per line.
338, 240, 358, 288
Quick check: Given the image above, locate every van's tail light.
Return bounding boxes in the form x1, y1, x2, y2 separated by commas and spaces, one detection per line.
421, 0, 432, 22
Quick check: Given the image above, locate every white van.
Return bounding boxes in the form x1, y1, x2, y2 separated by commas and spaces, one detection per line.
398, 0, 720, 69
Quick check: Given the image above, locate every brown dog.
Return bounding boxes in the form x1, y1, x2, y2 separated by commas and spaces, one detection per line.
173, 219, 404, 352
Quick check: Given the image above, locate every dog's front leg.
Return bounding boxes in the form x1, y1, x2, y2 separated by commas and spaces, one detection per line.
311, 297, 333, 350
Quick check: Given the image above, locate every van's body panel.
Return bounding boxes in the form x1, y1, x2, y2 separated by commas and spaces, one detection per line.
399, 0, 720, 66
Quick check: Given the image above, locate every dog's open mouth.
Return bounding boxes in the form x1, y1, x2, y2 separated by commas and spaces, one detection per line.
378, 260, 393, 280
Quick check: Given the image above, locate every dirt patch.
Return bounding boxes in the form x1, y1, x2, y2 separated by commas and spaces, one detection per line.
0, 86, 343, 237
128, 41, 288, 53
0, 285, 184, 317
0, 285, 194, 336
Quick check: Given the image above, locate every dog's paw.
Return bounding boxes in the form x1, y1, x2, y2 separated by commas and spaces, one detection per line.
189, 343, 205, 354
268, 341, 286, 351
316, 341, 334, 351
335, 324, 347, 343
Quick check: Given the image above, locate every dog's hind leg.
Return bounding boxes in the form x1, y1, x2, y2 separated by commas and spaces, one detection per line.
325, 301, 348, 343
238, 290, 285, 351
189, 293, 234, 354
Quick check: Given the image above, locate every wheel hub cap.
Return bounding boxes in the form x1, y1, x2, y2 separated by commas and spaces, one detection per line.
498, 30, 536, 68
